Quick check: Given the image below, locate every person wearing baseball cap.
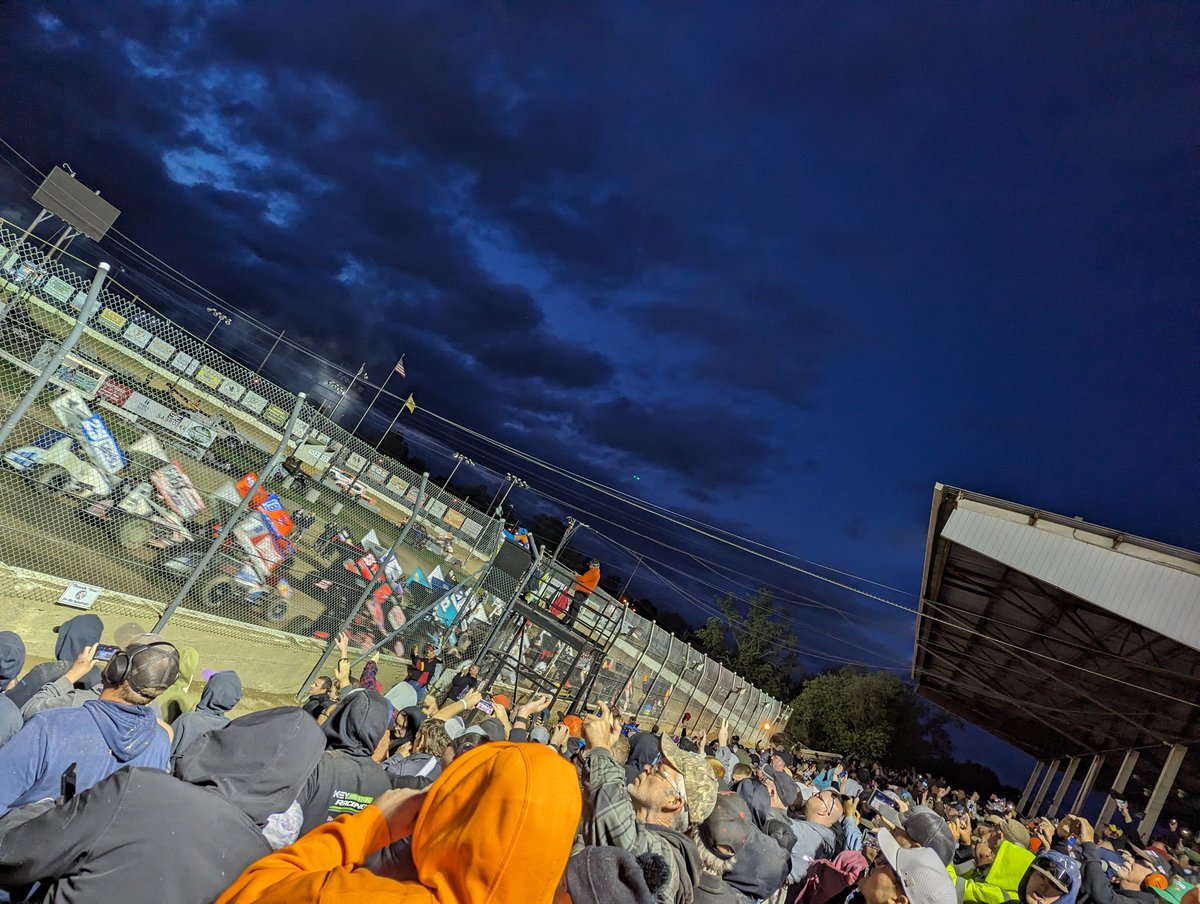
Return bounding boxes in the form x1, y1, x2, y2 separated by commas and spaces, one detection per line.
954, 821, 1035, 904
579, 702, 717, 903
874, 804, 957, 867
858, 828, 958, 904
1018, 850, 1082, 904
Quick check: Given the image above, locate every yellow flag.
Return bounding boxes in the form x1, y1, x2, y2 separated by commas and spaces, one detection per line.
403, 394, 416, 414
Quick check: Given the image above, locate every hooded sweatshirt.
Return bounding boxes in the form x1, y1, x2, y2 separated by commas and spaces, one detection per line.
170, 670, 243, 760
217, 740, 583, 903
727, 779, 792, 901
298, 689, 398, 834
0, 707, 325, 904
0, 698, 169, 813
5, 615, 102, 709
0, 632, 26, 749
626, 731, 664, 785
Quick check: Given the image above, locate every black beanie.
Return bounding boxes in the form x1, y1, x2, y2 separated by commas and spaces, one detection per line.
566, 846, 669, 904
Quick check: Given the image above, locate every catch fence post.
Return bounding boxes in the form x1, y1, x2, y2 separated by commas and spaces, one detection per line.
0, 262, 109, 446
294, 472, 430, 699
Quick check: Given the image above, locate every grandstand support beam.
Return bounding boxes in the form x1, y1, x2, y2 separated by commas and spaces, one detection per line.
1029, 758, 1060, 816
1047, 756, 1081, 819
0, 262, 109, 447
1018, 761, 1044, 814
1138, 744, 1187, 844
1071, 754, 1105, 818
1097, 749, 1140, 827
155, 392, 305, 633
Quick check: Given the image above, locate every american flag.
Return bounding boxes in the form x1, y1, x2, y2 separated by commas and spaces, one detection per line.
393, 357, 406, 378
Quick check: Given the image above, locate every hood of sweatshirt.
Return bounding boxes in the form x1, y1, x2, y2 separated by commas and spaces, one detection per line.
83, 699, 164, 762
625, 731, 662, 785
322, 688, 392, 758
53, 614, 103, 661
734, 777, 773, 830
194, 671, 243, 715
410, 741, 582, 903
0, 632, 26, 683
175, 706, 326, 824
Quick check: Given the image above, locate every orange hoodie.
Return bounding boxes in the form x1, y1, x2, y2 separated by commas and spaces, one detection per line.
574, 563, 600, 596
217, 741, 581, 904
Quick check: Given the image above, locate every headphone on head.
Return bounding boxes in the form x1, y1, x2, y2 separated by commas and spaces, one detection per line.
103, 641, 176, 695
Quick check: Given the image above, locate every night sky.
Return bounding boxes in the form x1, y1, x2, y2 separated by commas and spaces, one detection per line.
0, 3, 1195, 782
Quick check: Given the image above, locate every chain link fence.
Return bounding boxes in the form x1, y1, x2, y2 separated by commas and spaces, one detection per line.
0, 217, 786, 738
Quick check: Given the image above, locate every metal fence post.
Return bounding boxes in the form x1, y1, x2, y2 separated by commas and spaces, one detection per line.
0, 262, 109, 446
153, 392, 306, 632
295, 471, 431, 698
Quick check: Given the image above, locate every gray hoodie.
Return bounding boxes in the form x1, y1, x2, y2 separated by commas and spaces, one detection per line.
169, 671, 243, 761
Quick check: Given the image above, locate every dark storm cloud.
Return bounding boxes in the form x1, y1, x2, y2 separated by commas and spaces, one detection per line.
575, 395, 774, 489
0, 0, 1195, 735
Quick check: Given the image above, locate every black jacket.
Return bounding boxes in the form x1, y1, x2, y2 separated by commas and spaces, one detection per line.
0, 707, 324, 904
1079, 842, 1160, 904
695, 871, 747, 903
297, 690, 398, 834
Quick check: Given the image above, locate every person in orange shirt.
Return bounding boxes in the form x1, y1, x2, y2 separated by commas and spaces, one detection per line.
564, 559, 601, 628
217, 740, 581, 904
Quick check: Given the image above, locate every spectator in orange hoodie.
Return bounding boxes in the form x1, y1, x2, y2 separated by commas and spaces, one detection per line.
564, 559, 601, 628
217, 740, 582, 904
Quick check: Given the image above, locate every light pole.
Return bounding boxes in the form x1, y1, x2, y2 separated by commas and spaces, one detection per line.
171, 307, 231, 394
442, 452, 474, 491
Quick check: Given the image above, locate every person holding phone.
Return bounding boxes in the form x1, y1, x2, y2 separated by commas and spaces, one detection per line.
0, 634, 179, 815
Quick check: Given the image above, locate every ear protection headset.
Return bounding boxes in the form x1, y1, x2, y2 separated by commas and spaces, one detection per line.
102, 641, 176, 695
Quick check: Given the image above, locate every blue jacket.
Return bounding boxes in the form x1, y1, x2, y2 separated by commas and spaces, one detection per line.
0, 698, 169, 813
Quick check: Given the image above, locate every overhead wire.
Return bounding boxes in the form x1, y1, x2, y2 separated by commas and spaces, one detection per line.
5, 134, 1187, 706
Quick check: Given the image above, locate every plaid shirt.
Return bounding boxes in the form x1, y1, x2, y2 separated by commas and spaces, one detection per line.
580, 747, 695, 904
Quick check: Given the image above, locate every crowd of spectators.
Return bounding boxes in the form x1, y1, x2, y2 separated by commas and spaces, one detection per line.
0, 613, 1195, 904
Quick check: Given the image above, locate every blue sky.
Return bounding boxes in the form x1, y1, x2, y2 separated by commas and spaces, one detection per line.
0, 2, 1195, 782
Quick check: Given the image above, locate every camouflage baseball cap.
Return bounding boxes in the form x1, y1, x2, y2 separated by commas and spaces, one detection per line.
660, 735, 718, 824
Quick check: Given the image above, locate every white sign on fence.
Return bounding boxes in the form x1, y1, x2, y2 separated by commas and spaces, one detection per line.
57, 582, 102, 610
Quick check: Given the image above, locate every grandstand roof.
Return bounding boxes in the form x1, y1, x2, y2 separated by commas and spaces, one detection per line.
913, 485, 1200, 810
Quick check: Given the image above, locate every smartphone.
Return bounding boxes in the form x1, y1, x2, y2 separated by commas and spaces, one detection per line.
862, 830, 878, 849
475, 699, 494, 715
868, 790, 895, 813
60, 762, 77, 801
93, 643, 120, 662
1113, 798, 1127, 809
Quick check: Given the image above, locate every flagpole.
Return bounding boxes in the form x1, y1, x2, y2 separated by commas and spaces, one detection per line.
352, 365, 395, 435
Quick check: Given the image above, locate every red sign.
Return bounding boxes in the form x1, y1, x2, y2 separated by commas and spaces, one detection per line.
95, 378, 133, 406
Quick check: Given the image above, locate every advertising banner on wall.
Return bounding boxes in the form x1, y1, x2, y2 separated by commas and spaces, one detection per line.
30, 342, 109, 399
194, 366, 223, 389
217, 377, 245, 402
443, 509, 466, 529
97, 308, 127, 332
241, 391, 267, 415
170, 351, 200, 376
118, 392, 217, 449
122, 323, 153, 349
42, 275, 75, 304
146, 337, 174, 361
